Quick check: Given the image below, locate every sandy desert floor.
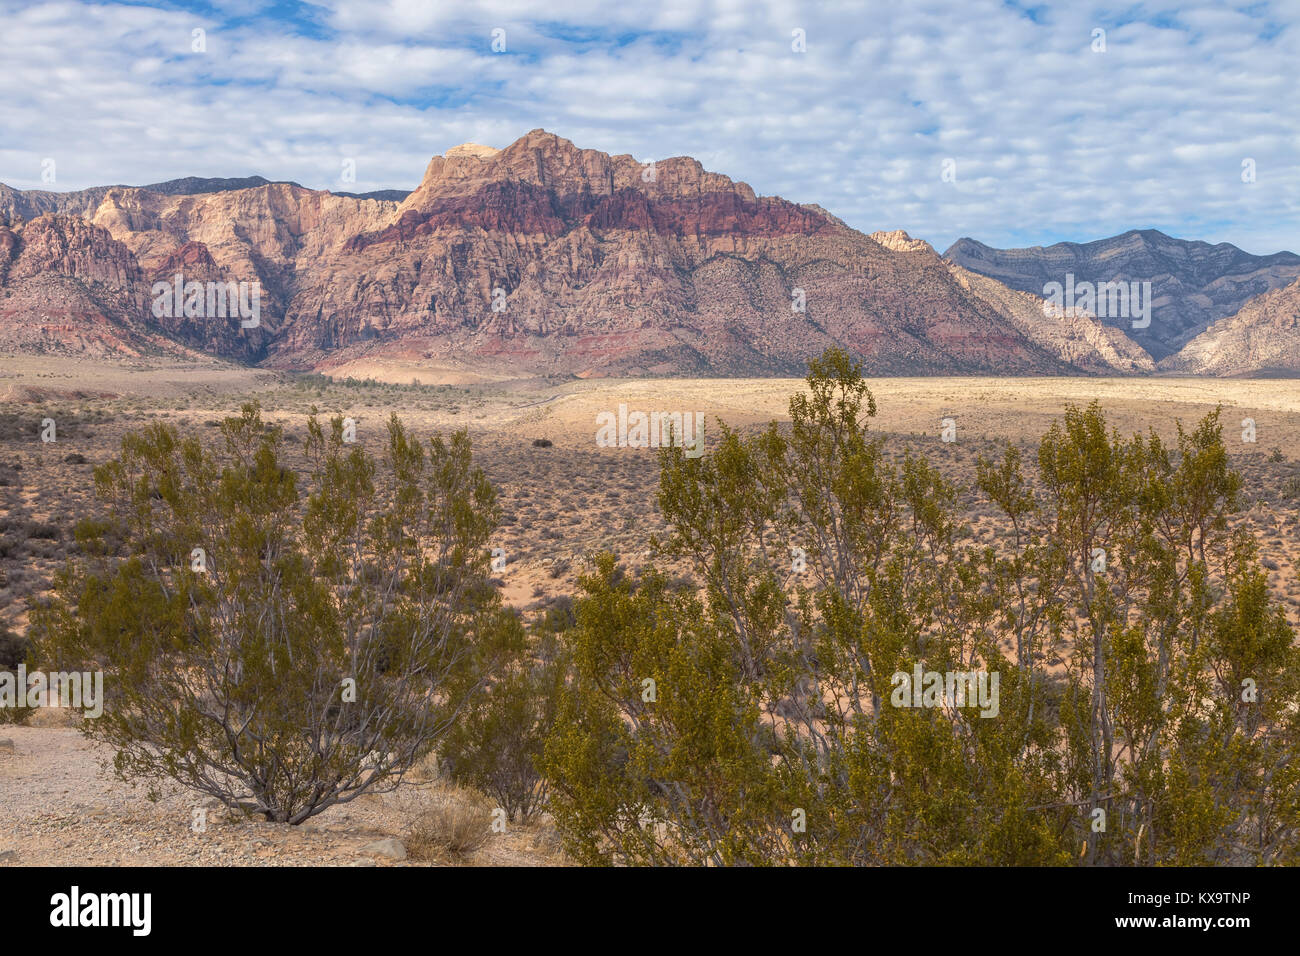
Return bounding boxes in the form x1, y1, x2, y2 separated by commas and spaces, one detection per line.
3, 354, 1300, 865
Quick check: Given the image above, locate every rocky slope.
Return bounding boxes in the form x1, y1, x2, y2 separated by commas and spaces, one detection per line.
0, 214, 185, 359
946, 263, 1155, 374
1162, 276, 1300, 376
263, 130, 1151, 377
1, 130, 1175, 378
945, 230, 1300, 361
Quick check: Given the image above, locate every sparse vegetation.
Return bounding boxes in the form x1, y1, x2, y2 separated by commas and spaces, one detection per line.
4, 359, 1300, 865
439, 610, 567, 822
405, 784, 494, 860
0, 619, 34, 724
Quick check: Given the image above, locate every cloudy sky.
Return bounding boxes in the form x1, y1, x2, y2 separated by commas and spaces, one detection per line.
2, 0, 1296, 254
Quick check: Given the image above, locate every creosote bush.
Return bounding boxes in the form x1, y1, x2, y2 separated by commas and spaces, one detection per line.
31, 402, 516, 824
438, 608, 567, 822
0, 620, 34, 725
542, 348, 1300, 866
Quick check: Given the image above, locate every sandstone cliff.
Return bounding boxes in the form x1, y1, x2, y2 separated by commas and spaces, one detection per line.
2, 130, 1176, 378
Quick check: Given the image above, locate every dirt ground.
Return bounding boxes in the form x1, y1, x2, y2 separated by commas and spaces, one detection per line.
0, 719, 564, 867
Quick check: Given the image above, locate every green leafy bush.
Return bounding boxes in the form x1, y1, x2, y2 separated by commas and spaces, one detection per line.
543, 348, 1300, 866
31, 403, 514, 824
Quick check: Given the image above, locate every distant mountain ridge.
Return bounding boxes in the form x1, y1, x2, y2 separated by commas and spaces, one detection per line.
0, 131, 1294, 378
139, 175, 293, 195
0, 176, 408, 224
944, 230, 1300, 361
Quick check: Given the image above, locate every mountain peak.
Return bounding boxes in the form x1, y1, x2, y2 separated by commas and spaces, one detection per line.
869, 229, 934, 254
1118, 228, 1172, 243
401, 129, 765, 213
516, 128, 571, 146
139, 175, 292, 196
445, 143, 500, 160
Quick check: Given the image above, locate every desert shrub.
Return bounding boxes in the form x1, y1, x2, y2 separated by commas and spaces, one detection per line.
439, 612, 566, 822
291, 372, 333, 390
406, 784, 493, 859
536, 596, 575, 633
70, 517, 125, 557
543, 348, 1300, 866
30, 403, 516, 824
0, 622, 30, 670
0, 621, 34, 725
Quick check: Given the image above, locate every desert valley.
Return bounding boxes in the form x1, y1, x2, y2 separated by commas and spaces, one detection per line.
2, 129, 1300, 870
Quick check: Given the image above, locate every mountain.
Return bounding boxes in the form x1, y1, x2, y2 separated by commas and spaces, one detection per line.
1, 130, 1157, 378
0, 174, 404, 223
272, 130, 1154, 377
0, 183, 117, 223
944, 230, 1300, 361
945, 263, 1153, 375
0, 183, 395, 362
1161, 275, 1300, 376
0, 214, 191, 358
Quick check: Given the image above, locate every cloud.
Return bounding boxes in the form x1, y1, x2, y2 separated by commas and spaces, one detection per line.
0, 0, 1295, 253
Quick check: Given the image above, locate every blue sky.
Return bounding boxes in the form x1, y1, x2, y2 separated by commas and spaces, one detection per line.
1, 0, 1296, 254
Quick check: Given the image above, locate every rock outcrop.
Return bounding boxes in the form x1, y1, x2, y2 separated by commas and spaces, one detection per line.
0, 214, 175, 358
1161, 276, 1300, 376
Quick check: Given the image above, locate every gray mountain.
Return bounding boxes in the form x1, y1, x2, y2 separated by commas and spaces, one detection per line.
333, 188, 411, 201
943, 229, 1300, 360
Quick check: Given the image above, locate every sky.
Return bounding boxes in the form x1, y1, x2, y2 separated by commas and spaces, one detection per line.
1, 0, 1297, 254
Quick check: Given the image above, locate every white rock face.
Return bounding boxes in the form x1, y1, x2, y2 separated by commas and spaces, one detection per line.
869, 229, 934, 254
445, 143, 501, 159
